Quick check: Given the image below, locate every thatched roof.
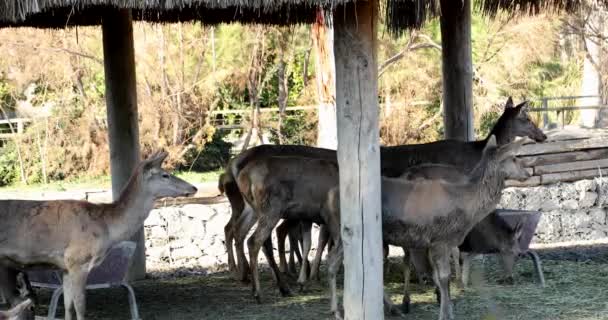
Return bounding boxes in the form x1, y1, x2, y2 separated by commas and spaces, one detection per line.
386, 0, 584, 35
0, 0, 343, 28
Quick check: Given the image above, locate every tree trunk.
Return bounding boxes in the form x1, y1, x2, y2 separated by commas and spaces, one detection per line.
579, 10, 601, 128
313, 8, 337, 149
277, 31, 289, 144
440, 0, 474, 141
334, 1, 384, 318
102, 9, 145, 280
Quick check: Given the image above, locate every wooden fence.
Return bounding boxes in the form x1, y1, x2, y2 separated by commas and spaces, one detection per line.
507, 127, 608, 187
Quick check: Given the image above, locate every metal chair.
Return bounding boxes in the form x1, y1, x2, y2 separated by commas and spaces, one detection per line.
27, 241, 141, 320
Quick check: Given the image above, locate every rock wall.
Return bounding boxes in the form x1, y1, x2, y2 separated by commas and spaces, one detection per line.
499, 178, 608, 244
1, 178, 606, 272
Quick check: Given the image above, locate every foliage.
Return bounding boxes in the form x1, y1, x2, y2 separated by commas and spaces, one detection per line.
182, 132, 233, 172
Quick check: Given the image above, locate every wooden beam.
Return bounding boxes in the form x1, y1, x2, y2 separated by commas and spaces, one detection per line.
440, 0, 474, 141
102, 9, 145, 280
334, 1, 384, 319
534, 158, 608, 175
517, 137, 608, 156
519, 149, 608, 167
313, 8, 337, 149
541, 168, 608, 185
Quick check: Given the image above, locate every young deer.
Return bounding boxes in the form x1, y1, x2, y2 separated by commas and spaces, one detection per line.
0, 151, 197, 320
324, 136, 529, 320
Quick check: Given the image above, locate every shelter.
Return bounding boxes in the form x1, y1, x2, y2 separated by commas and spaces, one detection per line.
0, 0, 583, 319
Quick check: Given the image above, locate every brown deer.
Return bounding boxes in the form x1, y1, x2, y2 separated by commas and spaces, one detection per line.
0, 151, 197, 320
324, 136, 530, 320
222, 98, 545, 298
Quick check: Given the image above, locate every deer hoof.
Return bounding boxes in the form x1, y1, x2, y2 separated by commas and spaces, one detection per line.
385, 303, 404, 318
498, 276, 514, 285
401, 299, 410, 314
280, 287, 292, 297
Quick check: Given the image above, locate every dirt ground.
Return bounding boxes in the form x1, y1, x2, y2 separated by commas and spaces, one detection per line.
28, 243, 608, 320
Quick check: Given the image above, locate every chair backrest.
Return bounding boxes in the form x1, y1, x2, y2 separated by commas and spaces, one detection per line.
27, 241, 136, 286
495, 209, 542, 252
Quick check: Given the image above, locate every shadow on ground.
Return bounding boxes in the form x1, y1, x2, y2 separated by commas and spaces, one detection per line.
28, 243, 608, 319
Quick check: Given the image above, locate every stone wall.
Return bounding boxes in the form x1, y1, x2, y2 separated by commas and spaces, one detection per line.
1, 177, 606, 272
499, 178, 608, 244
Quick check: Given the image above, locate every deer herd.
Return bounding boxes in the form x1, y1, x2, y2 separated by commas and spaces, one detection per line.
0, 97, 548, 320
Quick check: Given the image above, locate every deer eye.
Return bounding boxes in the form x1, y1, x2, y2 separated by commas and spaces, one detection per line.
161, 173, 170, 178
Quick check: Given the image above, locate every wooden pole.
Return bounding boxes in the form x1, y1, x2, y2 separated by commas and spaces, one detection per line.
440, 0, 474, 141
313, 8, 337, 149
334, 0, 384, 319
102, 9, 145, 280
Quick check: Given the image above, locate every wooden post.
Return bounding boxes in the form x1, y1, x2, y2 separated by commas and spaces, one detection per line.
102, 9, 145, 280
334, 1, 384, 319
313, 8, 337, 149
440, 0, 474, 141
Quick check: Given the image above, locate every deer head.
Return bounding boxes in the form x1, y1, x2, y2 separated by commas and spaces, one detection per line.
141, 151, 198, 199
504, 98, 547, 142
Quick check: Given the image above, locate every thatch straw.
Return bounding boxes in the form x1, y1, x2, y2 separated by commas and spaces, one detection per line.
386, 0, 583, 36
0, 0, 341, 27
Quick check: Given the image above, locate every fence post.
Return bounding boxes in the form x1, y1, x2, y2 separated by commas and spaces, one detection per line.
542, 98, 549, 128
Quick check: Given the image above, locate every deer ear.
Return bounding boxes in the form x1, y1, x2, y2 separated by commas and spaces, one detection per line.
505, 97, 514, 109
515, 101, 529, 115
144, 150, 169, 170
484, 135, 497, 151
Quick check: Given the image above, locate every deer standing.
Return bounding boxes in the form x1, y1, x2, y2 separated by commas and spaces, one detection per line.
0, 151, 197, 320
324, 136, 529, 320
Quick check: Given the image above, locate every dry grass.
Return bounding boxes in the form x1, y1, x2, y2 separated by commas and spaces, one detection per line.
25, 244, 608, 320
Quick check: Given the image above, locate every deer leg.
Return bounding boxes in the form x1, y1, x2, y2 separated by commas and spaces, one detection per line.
247, 213, 282, 303
62, 273, 74, 320
429, 245, 453, 320
460, 252, 473, 288
276, 219, 290, 274
0, 267, 17, 306
310, 224, 330, 281
235, 206, 256, 283
327, 241, 344, 319
68, 269, 88, 320
297, 221, 313, 291
261, 236, 291, 297
401, 247, 412, 314
528, 251, 546, 287
288, 221, 303, 274
451, 247, 461, 282
224, 216, 237, 275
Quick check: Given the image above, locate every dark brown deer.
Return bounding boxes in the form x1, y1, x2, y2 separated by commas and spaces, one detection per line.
0, 151, 197, 320
324, 136, 530, 320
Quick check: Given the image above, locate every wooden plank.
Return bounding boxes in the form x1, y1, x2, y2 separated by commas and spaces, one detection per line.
517, 137, 608, 156
102, 9, 144, 281
440, 0, 474, 141
154, 195, 228, 208
506, 176, 541, 187
541, 168, 608, 185
334, 0, 384, 318
534, 158, 608, 175
519, 149, 608, 167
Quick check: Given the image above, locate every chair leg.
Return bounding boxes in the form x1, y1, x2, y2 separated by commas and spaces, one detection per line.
121, 283, 141, 320
527, 250, 545, 287
47, 287, 63, 320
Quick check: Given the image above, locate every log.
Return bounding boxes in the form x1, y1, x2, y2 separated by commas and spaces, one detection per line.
505, 176, 541, 188
334, 0, 384, 318
534, 158, 608, 175
440, 0, 474, 141
541, 168, 608, 185
519, 149, 608, 167
517, 137, 608, 156
102, 10, 144, 280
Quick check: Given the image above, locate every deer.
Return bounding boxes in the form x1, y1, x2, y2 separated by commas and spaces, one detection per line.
0, 299, 33, 320
324, 136, 530, 320
219, 145, 336, 284
459, 212, 524, 287
221, 98, 545, 299
0, 151, 197, 320
0, 272, 34, 320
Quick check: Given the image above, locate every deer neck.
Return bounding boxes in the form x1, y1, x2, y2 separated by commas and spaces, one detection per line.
487, 117, 516, 146
469, 162, 506, 224
107, 172, 156, 243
